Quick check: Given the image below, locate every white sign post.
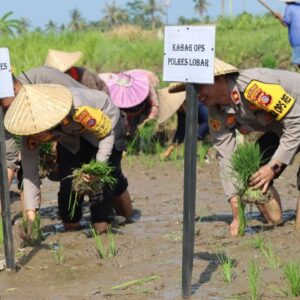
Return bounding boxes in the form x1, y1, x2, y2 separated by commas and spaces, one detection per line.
163, 25, 215, 84
163, 26, 215, 298
0, 47, 15, 271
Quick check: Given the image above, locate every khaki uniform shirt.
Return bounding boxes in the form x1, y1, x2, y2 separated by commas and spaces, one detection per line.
5, 131, 19, 171
4, 66, 88, 172
20, 87, 124, 210
73, 67, 110, 96
209, 68, 300, 200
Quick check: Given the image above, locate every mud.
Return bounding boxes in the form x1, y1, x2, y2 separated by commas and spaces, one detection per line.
0, 155, 300, 300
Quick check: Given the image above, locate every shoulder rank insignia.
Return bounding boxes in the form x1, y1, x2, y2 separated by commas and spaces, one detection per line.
244, 80, 295, 121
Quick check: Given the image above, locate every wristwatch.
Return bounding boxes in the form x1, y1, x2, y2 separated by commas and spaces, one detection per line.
268, 163, 282, 177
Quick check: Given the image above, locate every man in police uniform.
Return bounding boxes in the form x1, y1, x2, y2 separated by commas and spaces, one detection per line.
169, 58, 300, 236
4, 84, 132, 235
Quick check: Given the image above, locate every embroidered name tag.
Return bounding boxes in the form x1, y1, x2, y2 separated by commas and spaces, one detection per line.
244, 80, 295, 121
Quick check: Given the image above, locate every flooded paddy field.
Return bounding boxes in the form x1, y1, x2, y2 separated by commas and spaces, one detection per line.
1, 155, 300, 300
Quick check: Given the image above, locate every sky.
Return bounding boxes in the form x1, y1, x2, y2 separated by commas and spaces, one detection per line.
0, 0, 285, 30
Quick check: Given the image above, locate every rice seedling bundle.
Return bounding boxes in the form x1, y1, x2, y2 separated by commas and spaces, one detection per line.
69, 160, 116, 218
230, 142, 272, 204
71, 160, 116, 197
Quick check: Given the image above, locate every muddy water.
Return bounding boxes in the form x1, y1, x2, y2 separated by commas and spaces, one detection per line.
1, 157, 300, 299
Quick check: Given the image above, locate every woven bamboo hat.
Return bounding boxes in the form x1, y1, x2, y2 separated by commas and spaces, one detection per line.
44, 49, 83, 72
158, 86, 186, 123
4, 84, 73, 135
168, 58, 238, 93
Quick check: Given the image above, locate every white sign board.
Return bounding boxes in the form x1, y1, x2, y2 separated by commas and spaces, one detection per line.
0, 48, 14, 98
163, 26, 215, 84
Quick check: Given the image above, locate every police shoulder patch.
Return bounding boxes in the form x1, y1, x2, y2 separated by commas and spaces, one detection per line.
73, 106, 112, 139
244, 80, 295, 121
209, 118, 222, 132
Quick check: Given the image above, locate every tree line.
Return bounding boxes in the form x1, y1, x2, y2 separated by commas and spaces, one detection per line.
0, 0, 215, 35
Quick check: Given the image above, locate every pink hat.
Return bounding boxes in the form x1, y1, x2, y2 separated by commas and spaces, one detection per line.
107, 70, 150, 108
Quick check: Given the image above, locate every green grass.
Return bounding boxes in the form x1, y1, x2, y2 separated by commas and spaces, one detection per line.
1, 14, 292, 84
248, 260, 260, 300
216, 251, 236, 283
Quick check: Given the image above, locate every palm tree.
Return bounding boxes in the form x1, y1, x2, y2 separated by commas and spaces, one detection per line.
0, 11, 20, 36
68, 8, 86, 31
102, 1, 128, 28
143, 0, 164, 29
193, 0, 210, 19
16, 17, 31, 35
45, 20, 58, 33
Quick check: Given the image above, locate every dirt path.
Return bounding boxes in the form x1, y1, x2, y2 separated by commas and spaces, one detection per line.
0, 155, 300, 299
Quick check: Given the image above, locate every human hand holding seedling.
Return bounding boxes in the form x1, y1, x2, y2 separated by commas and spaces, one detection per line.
249, 159, 284, 193
82, 173, 99, 183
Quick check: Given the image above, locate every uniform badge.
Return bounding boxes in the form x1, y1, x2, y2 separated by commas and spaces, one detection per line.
226, 114, 236, 127
209, 118, 221, 132
231, 89, 241, 104
73, 106, 112, 139
244, 80, 295, 121
62, 117, 71, 126
238, 127, 251, 135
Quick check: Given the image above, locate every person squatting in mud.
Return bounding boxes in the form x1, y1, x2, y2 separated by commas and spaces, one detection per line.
169, 58, 300, 236
1, 69, 134, 238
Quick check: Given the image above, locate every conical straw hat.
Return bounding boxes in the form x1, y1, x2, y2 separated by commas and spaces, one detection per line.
158, 87, 186, 124
98, 72, 117, 84
168, 58, 238, 93
44, 49, 83, 72
4, 84, 72, 135
108, 70, 150, 108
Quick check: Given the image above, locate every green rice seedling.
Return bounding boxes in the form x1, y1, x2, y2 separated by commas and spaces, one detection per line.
107, 226, 117, 257
0, 217, 3, 246
197, 141, 212, 163
169, 143, 184, 161
69, 160, 116, 219
248, 259, 260, 300
216, 251, 237, 283
90, 225, 117, 259
50, 241, 64, 265
237, 198, 247, 236
249, 236, 266, 250
137, 119, 157, 154
261, 243, 280, 268
21, 212, 43, 244
230, 142, 269, 204
231, 142, 272, 235
282, 261, 300, 297
111, 275, 160, 290
90, 225, 106, 259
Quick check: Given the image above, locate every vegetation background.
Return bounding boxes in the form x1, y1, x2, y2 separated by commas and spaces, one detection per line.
0, 1, 291, 82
